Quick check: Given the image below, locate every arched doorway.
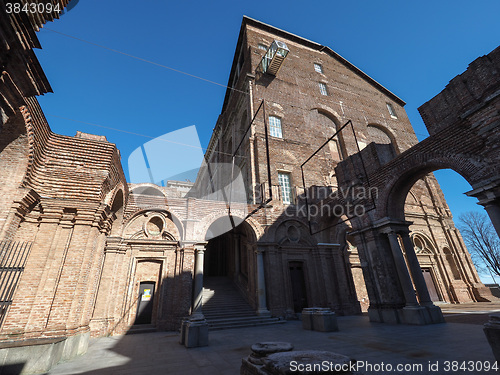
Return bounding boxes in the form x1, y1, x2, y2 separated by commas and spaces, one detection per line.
341, 156, 499, 323
395, 169, 495, 304
204, 218, 258, 307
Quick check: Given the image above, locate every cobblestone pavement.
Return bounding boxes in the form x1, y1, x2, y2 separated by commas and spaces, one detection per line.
46, 303, 500, 375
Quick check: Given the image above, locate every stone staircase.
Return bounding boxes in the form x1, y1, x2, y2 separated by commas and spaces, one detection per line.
202, 277, 285, 330
126, 324, 157, 335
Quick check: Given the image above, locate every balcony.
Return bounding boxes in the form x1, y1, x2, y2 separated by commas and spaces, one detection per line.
259, 40, 290, 76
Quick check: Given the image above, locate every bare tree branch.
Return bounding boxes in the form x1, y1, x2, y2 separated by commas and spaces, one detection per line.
459, 211, 500, 277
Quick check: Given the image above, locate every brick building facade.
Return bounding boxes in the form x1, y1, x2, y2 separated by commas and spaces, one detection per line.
197, 17, 496, 323
0, 10, 498, 371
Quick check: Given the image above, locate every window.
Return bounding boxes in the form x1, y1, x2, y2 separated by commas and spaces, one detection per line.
386, 103, 397, 118
319, 82, 328, 96
269, 116, 283, 138
278, 172, 292, 204
314, 63, 323, 73
258, 43, 267, 50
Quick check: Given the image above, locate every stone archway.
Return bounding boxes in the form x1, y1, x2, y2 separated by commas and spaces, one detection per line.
203, 218, 260, 308
332, 47, 500, 325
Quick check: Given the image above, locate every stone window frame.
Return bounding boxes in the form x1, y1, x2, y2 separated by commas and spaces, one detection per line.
278, 171, 292, 204
269, 115, 283, 138
314, 63, 323, 74
144, 213, 166, 238
319, 82, 328, 96
386, 103, 398, 119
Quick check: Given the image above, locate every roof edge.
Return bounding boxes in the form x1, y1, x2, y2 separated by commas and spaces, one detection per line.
221, 16, 406, 113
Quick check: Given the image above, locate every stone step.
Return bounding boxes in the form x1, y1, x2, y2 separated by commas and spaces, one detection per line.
203, 311, 257, 319
207, 315, 277, 323
202, 277, 285, 331
202, 302, 254, 309
208, 318, 286, 331
126, 324, 156, 335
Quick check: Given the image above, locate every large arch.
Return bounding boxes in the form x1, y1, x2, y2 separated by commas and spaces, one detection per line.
380, 156, 487, 221
199, 209, 263, 242
333, 118, 500, 322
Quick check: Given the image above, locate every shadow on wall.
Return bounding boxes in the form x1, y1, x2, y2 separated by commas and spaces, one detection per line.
0, 363, 25, 375
45, 272, 195, 375
0, 269, 193, 375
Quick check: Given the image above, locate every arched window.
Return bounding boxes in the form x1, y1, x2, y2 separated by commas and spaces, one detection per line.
367, 124, 398, 154
412, 233, 435, 255
313, 110, 346, 160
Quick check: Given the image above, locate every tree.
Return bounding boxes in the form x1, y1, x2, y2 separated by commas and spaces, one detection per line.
459, 211, 500, 278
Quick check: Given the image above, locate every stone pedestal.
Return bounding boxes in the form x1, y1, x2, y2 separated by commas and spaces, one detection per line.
179, 317, 188, 345
484, 314, 500, 361
301, 308, 338, 332
313, 309, 339, 332
402, 304, 445, 325
181, 317, 208, 348
402, 306, 432, 325
425, 304, 445, 324
301, 308, 316, 330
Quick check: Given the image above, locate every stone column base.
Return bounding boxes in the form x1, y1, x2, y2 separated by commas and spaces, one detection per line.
402, 306, 431, 325
424, 304, 445, 324
403, 305, 444, 325
368, 307, 402, 324
368, 305, 444, 325
256, 309, 271, 317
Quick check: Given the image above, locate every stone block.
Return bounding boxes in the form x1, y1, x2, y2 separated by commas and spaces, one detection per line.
402, 306, 430, 325
301, 308, 316, 330
312, 309, 338, 332
179, 317, 188, 345
183, 317, 209, 348
379, 308, 401, 324
425, 305, 445, 324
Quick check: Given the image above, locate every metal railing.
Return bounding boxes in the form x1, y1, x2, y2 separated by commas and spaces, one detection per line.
0, 241, 32, 327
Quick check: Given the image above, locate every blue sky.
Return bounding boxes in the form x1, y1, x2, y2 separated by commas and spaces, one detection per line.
35, 1, 499, 277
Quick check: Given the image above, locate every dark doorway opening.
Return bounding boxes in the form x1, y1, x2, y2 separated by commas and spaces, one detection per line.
135, 281, 155, 325
205, 234, 229, 277
422, 269, 440, 302
289, 261, 308, 312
